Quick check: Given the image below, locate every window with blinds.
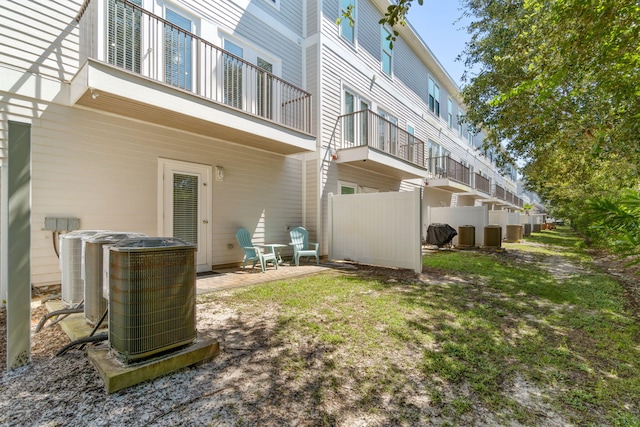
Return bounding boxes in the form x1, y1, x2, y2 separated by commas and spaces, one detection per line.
108, 0, 142, 72
173, 173, 198, 245
223, 39, 244, 109
256, 57, 273, 119
165, 9, 193, 91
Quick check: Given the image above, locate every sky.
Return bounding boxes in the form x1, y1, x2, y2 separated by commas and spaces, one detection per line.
405, 1, 471, 88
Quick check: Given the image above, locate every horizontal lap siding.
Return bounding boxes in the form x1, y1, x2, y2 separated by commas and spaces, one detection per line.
21, 104, 303, 285
191, 0, 304, 87
2, 0, 306, 285
0, 0, 81, 82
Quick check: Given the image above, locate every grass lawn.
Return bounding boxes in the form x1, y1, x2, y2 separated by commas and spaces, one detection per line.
198, 227, 640, 426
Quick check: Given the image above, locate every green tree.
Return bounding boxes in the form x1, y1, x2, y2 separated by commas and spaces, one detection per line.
377, 1, 640, 235
459, 0, 640, 173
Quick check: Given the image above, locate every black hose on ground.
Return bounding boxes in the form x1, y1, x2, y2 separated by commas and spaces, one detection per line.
78, 308, 108, 351
55, 332, 108, 357
35, 306, 84, 333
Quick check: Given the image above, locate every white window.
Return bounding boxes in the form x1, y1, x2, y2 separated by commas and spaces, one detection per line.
381, 27, 392, 75
222, 36, 280, 116
406, 124, 416, 162
223, 39, 244, 109
343, 89, 369, 147
428, 140, 442, 175
447, 98, 453, 128
107, 0, 143, 73
458, 111, 464, 138
377, 109, 397, 153
165, 8, 193, 91
428, 77, 440, 116
467, 129, 473, 146
339, 0, 356, 44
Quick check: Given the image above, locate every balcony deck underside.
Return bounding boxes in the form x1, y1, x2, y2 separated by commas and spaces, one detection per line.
70, 60, 315, 155
335, 146, 427, 179
458, 189, 492, 199
427, 178, 472, 193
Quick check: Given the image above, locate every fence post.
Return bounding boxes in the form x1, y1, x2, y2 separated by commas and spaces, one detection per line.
328, 192, 334, 262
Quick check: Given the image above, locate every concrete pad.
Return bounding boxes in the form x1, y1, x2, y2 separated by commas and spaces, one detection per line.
44, 300, 107, 341
88, 337, 220, 393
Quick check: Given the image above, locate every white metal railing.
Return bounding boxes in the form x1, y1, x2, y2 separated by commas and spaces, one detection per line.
332, 110, 426, 168
76, 0, 312, 134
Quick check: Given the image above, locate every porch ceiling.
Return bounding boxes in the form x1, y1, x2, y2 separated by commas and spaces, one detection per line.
69, 60, 316, 155
335, 146, 427, 179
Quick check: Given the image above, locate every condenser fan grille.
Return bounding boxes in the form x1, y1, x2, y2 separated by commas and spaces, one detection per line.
108, 239, 196, 364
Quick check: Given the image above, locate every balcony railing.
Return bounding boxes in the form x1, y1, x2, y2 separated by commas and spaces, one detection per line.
494, 184, 505, 200
429, 156, 471, 186
335, 110, 426, 167
76, 0, 312, 134
505, 190, 513, 204
474, 173, 490, 194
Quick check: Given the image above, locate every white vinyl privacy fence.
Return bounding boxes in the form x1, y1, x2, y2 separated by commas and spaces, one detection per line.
489, 210, 521, 237
328, 189, 422, 273
427, 206, 489, 247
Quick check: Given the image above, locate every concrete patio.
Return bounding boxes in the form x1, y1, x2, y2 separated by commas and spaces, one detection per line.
196, 262, 331, 294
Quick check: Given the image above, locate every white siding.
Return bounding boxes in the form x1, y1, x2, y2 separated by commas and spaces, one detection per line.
0, 96, 304, 286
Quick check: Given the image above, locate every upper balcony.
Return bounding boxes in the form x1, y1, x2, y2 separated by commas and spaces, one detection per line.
72, 0, 314, 155
331, 110, 427, 179
426, 156, 473, 193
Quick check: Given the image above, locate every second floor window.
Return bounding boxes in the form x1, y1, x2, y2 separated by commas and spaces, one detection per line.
340, 0, 356, 44
428, 77, 440, 116
381, 27, 392, 75
377, 109, 398, 154
223, 39, 244, 109
343, 90, 369, 147
447, 99, 453, 128
108, 0, 143, 73
165, 9, 193, 91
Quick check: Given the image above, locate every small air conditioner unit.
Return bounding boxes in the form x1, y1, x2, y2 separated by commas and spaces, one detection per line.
60, 230, 108, 306
105, 237, 197, 364
81, 232, 146, 325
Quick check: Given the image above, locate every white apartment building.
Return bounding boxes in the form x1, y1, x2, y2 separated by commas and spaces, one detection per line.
1, 0, 523, 290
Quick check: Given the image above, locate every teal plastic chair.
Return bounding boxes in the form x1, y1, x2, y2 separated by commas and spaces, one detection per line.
235, 227, 278, 272
289, 227, 319, 266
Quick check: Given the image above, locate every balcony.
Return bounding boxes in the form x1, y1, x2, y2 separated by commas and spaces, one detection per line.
331, 110, 427, 179
474, 173, 491, 195
72, 0, 314, 155
426, 156, 473, 192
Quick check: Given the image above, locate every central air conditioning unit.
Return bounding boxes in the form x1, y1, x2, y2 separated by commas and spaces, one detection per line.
456, 225, 476, 249
506, 224, 523, 243
484, 224, 502, 248
105, 237, 197, 364
81, 232, 146, 325
60, 230, 108, 306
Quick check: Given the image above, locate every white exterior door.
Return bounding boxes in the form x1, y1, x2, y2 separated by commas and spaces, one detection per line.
159, 159, 212, 272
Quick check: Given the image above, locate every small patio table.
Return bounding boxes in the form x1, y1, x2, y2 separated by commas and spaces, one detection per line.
255, 243, 288, 265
